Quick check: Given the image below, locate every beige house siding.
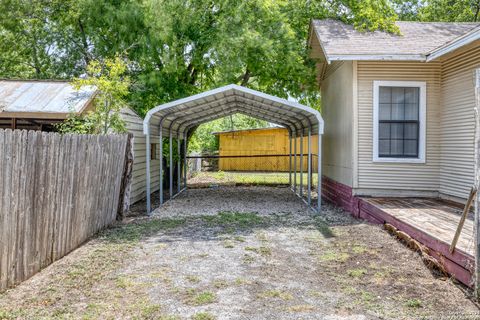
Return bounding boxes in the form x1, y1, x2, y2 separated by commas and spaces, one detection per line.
121, 108, 160, 204
321, 61, 354, 186
355, 61, 442, 194
439, 45, 480, 199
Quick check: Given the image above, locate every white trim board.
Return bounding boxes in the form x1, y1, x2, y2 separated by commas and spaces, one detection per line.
372, 80, 427, 164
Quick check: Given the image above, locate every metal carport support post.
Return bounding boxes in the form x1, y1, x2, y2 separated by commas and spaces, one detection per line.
307, 127, 311, 206
159, 122, 164, 205
169, 129, 173, 200
289, 133, 292, 187
146, 131, 151, 214
183, 132, 187, 189
293, 131, 297, 193
177, 133, 181, 194
299, 131, 303, 198
317, 129, 322, 213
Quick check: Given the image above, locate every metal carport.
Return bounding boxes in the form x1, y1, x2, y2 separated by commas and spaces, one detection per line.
143, 84, 324, 214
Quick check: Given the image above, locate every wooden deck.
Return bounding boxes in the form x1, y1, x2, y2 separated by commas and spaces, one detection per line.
364, 198, 473, 257
358, 197, 474, 286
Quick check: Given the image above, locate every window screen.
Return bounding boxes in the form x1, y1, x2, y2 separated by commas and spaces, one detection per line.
378, 86, 419, 158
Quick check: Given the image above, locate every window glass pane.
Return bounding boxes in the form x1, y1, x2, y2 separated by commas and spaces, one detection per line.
391, 87, 405, 104
391, 103, 405, 120
379, 87, 391, 103
404, 140, 418, 156
391, 123, 404, 139
391, 140, 403, 155
404, 103, 418, 120
404, 123, 418, 139
379, 123, 390, 139
377, 85, 421, 159
404, 87, 419, 104
379, 103, 391, 120
379, 140, 390, 155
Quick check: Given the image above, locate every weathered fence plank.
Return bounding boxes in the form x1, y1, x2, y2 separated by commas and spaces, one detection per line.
0, 130, 129, 292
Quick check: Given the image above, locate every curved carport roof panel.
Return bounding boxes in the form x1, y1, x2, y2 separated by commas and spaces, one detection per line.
143, 84, 324, 136
142, 84, 324, 215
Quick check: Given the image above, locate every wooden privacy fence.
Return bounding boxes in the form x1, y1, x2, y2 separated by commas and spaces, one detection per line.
0, 130, 131, 292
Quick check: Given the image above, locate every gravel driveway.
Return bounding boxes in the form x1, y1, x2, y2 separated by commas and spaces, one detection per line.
0, 186, 478, 319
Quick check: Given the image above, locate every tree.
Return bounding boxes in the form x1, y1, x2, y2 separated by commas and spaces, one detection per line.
392, 0, 480, 22
57, 57, 130, 134
0, 0, 400, 116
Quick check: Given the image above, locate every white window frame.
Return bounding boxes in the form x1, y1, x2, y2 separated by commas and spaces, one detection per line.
372, 80, 426, 163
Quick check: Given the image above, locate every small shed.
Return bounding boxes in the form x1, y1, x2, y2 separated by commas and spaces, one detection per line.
213, 127, 318, 172
0, 80, 156, 204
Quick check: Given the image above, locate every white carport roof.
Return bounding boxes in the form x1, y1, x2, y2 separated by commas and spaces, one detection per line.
143, 84, 324, 137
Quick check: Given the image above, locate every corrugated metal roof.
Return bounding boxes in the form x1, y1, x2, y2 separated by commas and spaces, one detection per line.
0, 80, 96, 115
312, 19, 480, 61
144, 84, 324, 137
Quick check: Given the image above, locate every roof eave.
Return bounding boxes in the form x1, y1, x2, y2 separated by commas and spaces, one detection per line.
426, 27, 480, 62
328, 54, 427, 62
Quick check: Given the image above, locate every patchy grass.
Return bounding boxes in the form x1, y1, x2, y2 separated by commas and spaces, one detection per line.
104, 217, 187, 243
287, 304, 315, 312
184, 290, 217, 306
319, 251, 350, 262
244, 246, 272, 256
258, 290, 293, 301
405, 299, 422, 308
202, 211, 266, 230
192, 312, 216, 320
347, 268, 368, 278
185, 275, 201, 284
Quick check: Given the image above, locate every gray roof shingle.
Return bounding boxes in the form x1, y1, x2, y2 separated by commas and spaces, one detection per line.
312, 19, 480, 60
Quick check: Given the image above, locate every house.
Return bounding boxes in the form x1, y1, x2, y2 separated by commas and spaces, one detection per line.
308, 19, 480, 286
0, 80, 160, 204
213, 127, 318, 172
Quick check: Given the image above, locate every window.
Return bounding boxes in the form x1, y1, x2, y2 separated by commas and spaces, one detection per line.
151, 143, 158, 160
373, 81, 426, 163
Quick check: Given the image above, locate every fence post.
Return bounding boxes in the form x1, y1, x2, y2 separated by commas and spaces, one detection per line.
474, 68, 480, 297
117, 133, 134, 220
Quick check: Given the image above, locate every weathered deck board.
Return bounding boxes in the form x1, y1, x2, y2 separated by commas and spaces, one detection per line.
364, 198, 474, 257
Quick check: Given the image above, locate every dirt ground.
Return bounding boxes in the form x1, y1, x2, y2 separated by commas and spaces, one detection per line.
1, 186, 479, 320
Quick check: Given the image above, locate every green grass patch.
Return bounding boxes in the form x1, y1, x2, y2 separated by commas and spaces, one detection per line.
202, 212, 266, 230
405, 298, 422, 308
347, 268, 368, 278
258, 290, 293, 301
319, 251, 350, 262
103, 218, 186, 243
192, 312, 216, 320
184, 289, 217, 306
244, 246, 272, 256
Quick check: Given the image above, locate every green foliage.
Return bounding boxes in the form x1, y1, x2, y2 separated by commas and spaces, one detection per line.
0, 0, 402, 120
392, 0, 480, 22
57, 57, 129, 134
